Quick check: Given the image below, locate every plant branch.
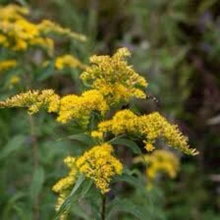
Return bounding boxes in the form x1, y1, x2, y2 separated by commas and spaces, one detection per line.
28, 115, 39, 220
101, 194, 106, 220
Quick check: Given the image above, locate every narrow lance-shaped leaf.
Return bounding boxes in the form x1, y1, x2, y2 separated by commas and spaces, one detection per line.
54, 174, 85, 220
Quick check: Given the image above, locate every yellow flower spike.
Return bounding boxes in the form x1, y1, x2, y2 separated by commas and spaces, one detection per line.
52, 176, 76, 193
0, 89, 60, 114
80, 47, 148, 105
0, 6, 85, 53
76, 143, 123, 194
97, 109, 198, 155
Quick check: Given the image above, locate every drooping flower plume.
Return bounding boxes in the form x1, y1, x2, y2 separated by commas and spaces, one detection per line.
96, 109, 198, 155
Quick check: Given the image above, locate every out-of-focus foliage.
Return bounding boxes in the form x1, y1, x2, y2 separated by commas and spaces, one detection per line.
0, 0, 219, 220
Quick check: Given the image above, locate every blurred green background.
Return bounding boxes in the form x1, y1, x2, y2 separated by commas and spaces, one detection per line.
0, 0, 219, 219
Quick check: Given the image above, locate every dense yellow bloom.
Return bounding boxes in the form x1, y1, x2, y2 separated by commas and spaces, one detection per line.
134, 150, 180, 187
96, 109, 198, 155
76, 143, 123, 194
55, 54, 86, 70
0, 89, 109, 124
0, 89, 60, 114
53, 146, 122, 214
0, 19, 53, 52
0, 60, 17, 72
80, 48, 147, 104
57, 90, 109, 124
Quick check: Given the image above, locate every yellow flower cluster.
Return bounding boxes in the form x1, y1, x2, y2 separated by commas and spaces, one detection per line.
53, 144, 122, 199
80, 48, 148, 104
0, 89, 109, 124
52, 157, 77, 220
0, 5, 85, 53
0, 89, 60, 114
96, 109, 198, 155
134, 150, 180, 187
76, 143, 123, 194
55, 54, 86, 70
0, 4, 29, 21
0, 17, 54, 53
0, 60, 17, 73
57, 90, 108, 124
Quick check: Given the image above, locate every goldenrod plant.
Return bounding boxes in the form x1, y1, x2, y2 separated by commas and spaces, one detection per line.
0, 4, 86, 92
0, 47, 198, 220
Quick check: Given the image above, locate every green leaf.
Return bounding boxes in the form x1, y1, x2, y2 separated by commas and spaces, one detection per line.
54, 174, 85, 220
80, 179, 93, 198
0, 135, 26, 161
30, 166, 45, 201
110, 138, 142, 154
13, 205, 29, 220
66, 133, 96, 146
106, 198, 149, 220
113, 171, 145, 190
2, 192, 26, 219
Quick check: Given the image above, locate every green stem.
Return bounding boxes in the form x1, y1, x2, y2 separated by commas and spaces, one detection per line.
101, 194, 106, 220
28, 115, 39, 220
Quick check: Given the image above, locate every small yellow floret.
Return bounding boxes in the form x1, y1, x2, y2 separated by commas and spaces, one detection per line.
144, 142, 155, 152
